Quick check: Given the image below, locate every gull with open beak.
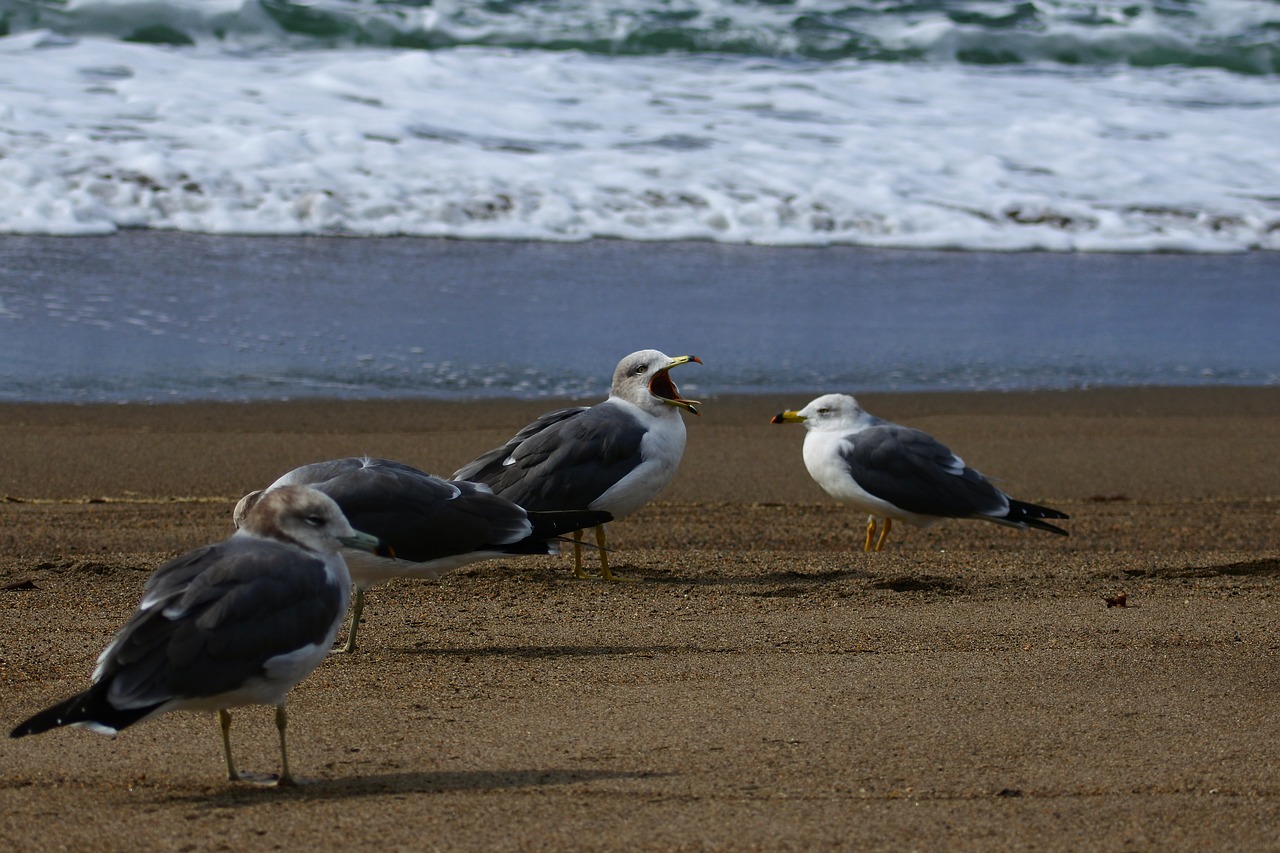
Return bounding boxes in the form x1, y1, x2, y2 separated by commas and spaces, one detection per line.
454, 350, 702, 580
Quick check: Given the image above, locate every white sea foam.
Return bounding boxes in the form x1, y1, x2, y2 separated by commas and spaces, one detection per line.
1, 29, 1278, 250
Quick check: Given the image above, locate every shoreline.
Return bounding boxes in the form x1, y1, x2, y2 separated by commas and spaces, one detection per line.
5, 235, 1278, 402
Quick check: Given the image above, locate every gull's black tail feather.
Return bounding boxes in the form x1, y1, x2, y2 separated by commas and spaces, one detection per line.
507, 510, 614, 554
11, 685, 156, 739
1005, 498, 1070, 536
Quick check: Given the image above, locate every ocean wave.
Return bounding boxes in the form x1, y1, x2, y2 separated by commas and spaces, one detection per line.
2, 3, 1279, 250
2, 32, 1278, 250
2, 0, 1278, 74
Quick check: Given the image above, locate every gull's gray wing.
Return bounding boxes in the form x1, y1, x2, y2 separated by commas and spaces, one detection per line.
292, 458, 537, 563
99, 538, 344, 711
841, 425, 1009, 519
454, 403, 647, 512
452, 407, 586, 485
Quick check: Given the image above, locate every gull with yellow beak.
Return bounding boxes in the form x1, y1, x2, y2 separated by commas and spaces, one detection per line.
454, 350, 702, 580
772, 393, 1068, 551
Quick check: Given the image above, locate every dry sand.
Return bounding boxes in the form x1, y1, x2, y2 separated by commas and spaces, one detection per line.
1, 388, 1278, 851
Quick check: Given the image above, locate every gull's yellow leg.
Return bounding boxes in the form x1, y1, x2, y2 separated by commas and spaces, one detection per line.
874, 517, 893, 552
218, 709, 239, 782
596, 525, 608, 576
864, 516, 877, 552
340, 587, 367, 654
597, 525, 636, 582
274, 705, 295, 787
572, 529, 591, 578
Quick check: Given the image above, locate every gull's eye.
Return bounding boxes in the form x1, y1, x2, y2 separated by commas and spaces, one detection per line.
817, 408, 830, 415
634, 364, 648, 375
305, 514, 325, 527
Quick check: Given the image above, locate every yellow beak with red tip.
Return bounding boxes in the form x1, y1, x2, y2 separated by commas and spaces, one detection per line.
651, 355, 702, 415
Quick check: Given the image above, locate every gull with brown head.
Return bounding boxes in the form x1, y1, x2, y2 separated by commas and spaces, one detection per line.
235, 457, 611, 651
11, 486, 383, 785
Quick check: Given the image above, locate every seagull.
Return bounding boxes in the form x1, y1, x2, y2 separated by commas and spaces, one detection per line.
772, 393, 1068, 550
453, 349, 702, 581
10, 486, 384, 785
234, 457, 612, 652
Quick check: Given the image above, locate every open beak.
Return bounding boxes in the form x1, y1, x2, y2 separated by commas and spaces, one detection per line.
339, 529, 396, 559
770, 410, 806, 424
650, 355, 702, 416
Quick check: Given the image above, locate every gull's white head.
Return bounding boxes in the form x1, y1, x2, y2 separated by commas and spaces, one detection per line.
237, 485, 382, 556
609, 349, 702, 416
771, 393, 865, 431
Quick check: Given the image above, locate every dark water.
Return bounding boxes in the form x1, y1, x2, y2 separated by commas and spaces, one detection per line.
1, 234, 1275, 402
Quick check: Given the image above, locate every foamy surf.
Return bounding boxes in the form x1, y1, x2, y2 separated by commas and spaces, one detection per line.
0, 0, 1278, 251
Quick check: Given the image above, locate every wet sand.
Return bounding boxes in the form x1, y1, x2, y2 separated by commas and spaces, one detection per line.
1, 388, 1278, 850
4, 234, 1278, 402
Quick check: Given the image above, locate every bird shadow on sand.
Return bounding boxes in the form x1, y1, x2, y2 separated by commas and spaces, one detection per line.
158, 767, 668, 806
622, 566, 969, 598
1127, 557, 1280, 579
467, 565, 963, 599
395, 643, 695, 658
639, 566, 876, 587
489, 565, 875, 588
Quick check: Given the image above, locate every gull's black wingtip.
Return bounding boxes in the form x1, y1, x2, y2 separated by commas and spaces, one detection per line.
10, 698, 75, 739
10, 688, 152, 739
1025, 518, 1070, 537
1006, 499, 1070, 536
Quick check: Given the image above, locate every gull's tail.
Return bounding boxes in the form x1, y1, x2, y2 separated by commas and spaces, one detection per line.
1002, 499, 1070, 536
508, 510, 614, 554
11, 684, 156, 739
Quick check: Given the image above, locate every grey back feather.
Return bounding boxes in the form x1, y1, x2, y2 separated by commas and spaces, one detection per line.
99, 538, 343, 710
453, 403, 647, 511
841, 425, 1009, 519
277, 457, 537, 561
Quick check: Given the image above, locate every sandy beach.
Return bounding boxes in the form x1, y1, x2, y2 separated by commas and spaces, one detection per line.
1, 388, 1278, 850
